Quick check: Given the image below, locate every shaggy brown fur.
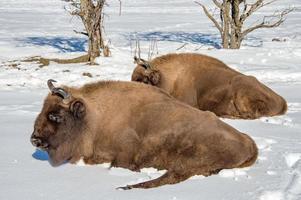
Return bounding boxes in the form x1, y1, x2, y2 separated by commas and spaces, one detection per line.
131, 53, 287, 119
31, 81, 258, 189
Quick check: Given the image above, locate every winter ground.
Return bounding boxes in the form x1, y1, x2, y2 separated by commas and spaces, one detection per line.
0, 0, 301, 199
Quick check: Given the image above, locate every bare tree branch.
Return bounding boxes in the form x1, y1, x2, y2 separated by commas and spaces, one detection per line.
73, 30, 88, 36
197, 0, 294, 49
96, 0, 105, 8
134, 38, 142, 60
212, 0, 222, 9
195, 1, 222, 34
64, 4, 83, 17
240, 0, 279, 22
71, 10, 84, 16
242, 0, 248, 15
118, 0, 122, 16
242, 8, 293, 37
240, 0, 263, 22
148, 39, 159, 60
176, 43, 188, 51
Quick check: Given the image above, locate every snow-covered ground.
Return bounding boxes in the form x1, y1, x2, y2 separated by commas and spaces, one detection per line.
0, 0, 301, 199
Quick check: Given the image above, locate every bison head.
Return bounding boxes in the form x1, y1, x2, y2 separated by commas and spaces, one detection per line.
131, 56, 161, 86
30, 80, 86, 166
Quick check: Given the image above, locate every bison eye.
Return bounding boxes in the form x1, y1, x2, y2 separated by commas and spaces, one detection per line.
143, 77, 149, 84
48, 113, 63, 123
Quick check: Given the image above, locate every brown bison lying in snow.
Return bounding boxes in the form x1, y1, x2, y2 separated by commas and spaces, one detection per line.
131, 53, 287, 119
31, 80, 257, 189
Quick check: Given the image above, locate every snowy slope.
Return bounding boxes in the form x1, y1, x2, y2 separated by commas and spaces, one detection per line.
0, 0, 301, 200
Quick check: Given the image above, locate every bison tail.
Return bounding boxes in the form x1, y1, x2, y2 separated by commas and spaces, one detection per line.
117, 171, 191, 190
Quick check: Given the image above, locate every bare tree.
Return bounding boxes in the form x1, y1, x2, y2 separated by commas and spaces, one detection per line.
195, 0, 293, 49
22, 0, 120, 66
132, 38, 159, 63
65, 0, 112, 64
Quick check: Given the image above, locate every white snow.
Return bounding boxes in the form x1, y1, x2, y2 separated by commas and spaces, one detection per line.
218, 168, 249, 179
285, 153, 301, 168
1, 0, 301, 199
260, 191, 284, 200
266, 171, 277, 176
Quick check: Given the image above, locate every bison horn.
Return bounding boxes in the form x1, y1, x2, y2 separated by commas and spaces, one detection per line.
134, 56, 152, 70
47, 79, 70, 100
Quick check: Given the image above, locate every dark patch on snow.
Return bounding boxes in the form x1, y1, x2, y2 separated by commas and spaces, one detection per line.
126, 32, 263, 49
127, 31, 222, 49
19, 37, 87, 52
32, 149, 49, 161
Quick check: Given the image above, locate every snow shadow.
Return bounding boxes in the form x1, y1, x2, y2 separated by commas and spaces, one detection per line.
127, 32, 263, 48
20, 37, 87, 52
32, 149, 49, 161
32, 149, 69, 166
128, 31, 222, 49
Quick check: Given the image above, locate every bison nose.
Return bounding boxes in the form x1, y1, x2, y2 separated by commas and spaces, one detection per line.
30, 134, 49, 150
30, 135, 42, 147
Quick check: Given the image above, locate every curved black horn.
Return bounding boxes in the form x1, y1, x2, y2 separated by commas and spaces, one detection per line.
142, 61, 152, 70
47, 79, 57, 92
134, 56, 139, 63
134, 57, 152, 70
47, 79, 70, 99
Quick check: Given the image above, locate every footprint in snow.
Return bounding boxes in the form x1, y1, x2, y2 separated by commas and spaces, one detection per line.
285, 153, 301, 168
283, 153, 301, 200
260, 153, 301, 200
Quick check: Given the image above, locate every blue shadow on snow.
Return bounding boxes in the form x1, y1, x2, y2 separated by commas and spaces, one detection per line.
127, 31, 263, 48
20, 37, 87, 53
127, 31, 222, 49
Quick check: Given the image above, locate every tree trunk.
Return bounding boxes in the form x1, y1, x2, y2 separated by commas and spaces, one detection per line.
80, 0, 109, 64
222, 0, 243, 49
230, 0, 243, 49
200, 0, 292, 50
87, 25, 101, 64
222, 1, 231, 49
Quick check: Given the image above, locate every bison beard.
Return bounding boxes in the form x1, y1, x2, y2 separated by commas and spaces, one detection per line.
31, 80, 258, 189
131, 53, 287, 119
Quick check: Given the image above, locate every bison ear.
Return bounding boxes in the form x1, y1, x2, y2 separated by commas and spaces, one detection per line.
70, 99, 86, 119
149, 71, 161, 85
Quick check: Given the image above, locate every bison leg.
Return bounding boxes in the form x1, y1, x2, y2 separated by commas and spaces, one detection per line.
117, 171, 191, 190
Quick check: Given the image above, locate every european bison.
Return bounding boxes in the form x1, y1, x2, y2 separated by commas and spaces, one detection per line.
31, 80, 257, 189
131, 53, 287, 119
